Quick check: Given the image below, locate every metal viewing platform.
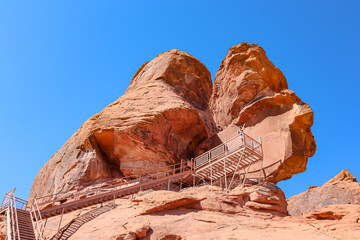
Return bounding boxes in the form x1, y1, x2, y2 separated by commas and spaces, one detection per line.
189, 130, 263, 190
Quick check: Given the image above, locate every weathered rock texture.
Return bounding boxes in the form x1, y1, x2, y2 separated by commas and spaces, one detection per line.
210, 43, 288, 129
135, 182, 288, 216
40, 185, 360, 240
288, 169, 360, 217
205, 43, 316, 182
29, 42, 316, 200
29, 50, 217, 200
306, 204, 360, 221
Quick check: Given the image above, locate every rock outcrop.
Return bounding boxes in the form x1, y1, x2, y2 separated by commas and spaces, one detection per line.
134, 182, 288, 217
288, 169, 360, 217
210, 43, 288, 129
29, 50, 217, 200
203, 43, 316, 183
40, 184, 360, 240
306, 204, 360, 221
29, 42, 316, 200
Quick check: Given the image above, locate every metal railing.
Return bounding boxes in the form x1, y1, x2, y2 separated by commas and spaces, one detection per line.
192, 133, 263, 170
23, 162, 189, 240
0, 188, 26, 240
33, 161, 190, 210
29, 198, 47, 240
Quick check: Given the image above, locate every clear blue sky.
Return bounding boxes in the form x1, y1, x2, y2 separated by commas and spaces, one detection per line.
0, 1, 359, 199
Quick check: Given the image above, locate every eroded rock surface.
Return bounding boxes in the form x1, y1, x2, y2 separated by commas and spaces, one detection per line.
288, 169, 360, 217
40, 185, 360, 240
202, 43, 316, 183
210, 43, 288, 129
29, 49, 217, 201
306, 204, 360, 221
133, 183, 288, 217
29, 42, 316, 202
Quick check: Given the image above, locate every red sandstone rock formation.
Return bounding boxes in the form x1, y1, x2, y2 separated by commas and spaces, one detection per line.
210, 43, 288, 129
29, 49, 217, 200
135, 182, 288, 217
38, 184, 360, 240
306, 204, 360, 221
29, 42, 316, 201
288, 169, 360, 217
204, 43, 316, 183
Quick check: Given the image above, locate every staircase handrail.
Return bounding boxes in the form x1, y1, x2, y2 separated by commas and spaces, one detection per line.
34, 161, 188, 210
0, 189, 21, 240
30, 197, 47, 240
193, 132, 263, 170
12, 195, 21, 240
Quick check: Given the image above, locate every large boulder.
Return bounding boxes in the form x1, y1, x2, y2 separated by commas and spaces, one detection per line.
29, 43, 317, 201
288, 169, 360, 217
29, 50, 217, 200
210, 43, 288, 129
203, 43, 316, 183
133, 182, 288, 217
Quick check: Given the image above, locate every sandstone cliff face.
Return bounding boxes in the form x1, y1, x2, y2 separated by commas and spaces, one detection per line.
204, 43, 316, 183
288, 169, 360, 217
29, 50, 217, 200
29, 43, 316, 200
210, 43, 288, 129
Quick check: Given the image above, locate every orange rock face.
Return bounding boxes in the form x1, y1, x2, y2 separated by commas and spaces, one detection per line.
135, 182, 288, 217
29, 43, 317, 200
29, 50, 217, 200
41, 185, 360, 240
306, 204, 360, 221
288, 169, 360, 217
210, 43, 288, 129
206, 43, 316, 183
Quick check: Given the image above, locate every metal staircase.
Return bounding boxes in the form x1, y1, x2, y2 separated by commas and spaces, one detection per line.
191, 131, 263, 190
36, 167, 193, 219
0, 189, 35, 240
2, 130, 263, 239
50, 204, 116, 240
14, 209, 36, 240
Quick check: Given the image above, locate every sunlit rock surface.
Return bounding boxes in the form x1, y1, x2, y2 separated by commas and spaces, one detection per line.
288, 169, 360, 217
29, 49, 217, 201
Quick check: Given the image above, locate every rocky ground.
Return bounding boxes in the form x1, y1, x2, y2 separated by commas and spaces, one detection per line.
1, 171, 359, 239
288, 169, 360, 216
36, 182, 360, 240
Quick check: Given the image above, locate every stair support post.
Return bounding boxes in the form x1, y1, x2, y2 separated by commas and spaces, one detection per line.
228, 148, 245, 192
223, 159, 228, 192
6, 207, 11, 240
241, 163, 252, 189
41, 218, 48, 238
13, 197, 20, 240
210, 163, 213, 191
260, 158, 265, 182
58, 208, 65, 232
